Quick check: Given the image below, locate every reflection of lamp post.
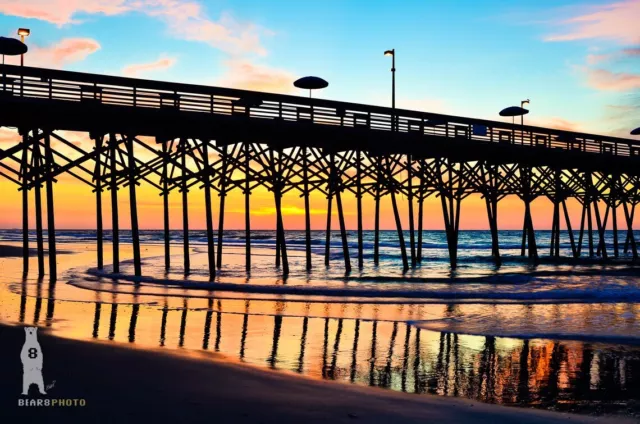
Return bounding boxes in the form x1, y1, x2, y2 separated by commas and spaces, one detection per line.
384, 49, 395, 131
17, 28, 30, 66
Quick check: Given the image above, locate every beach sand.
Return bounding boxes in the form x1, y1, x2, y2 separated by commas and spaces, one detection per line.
1, 323, 632, 424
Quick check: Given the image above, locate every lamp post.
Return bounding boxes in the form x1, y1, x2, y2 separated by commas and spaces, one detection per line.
384, 49, 395, 131
17, 28, 30, 66
520, 99, 530, 126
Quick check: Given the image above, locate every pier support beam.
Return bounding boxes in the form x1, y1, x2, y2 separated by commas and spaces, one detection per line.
20, 129, 29, 275
302, 148, 312, 271
245, 142, 252, 272
161, 139, 170, 270
374, 158, 381, 265
407, 154, 416, 268
126, 135, 141, 277
437, 159, 462, 270
217, 143, 228, 269
325, 187, 333, 267
387, 156, 409, 272
109, 133, 120, 273
519, 167, 538, 262
482, 163, 501, 266
271, 149, 288, 275
331, 153, 351, 273
180, 138, 190, 274
624, 203, 636, 255
44, 131, 57, 280
33, 133, 45, 277
356, 151, 364, 269
622, 201, 638, 259
202, 140, 216, 277
93, 134, 104, 270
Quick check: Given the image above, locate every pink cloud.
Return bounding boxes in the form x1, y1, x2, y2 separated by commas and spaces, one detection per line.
586, 53, 613, 64
0, 0, 270, 56
585, 68, 640, 91
217, 59, 295, 93
5, 38, 101, 68
623, 47, 640, 56
0, 0, 129, 26
529, 117, 583, 132
122, 56, 177, 77
545, 0, 640, 44
142, 3, 270, 56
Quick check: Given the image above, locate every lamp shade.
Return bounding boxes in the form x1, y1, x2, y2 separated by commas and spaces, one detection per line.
0, 37, 27, 56
499, 106, 529, 117
293, 76, 328, 90
631, 127, 640, 136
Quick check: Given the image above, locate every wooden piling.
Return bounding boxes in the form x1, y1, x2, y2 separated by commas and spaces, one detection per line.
417, 195, 424, 263
44, 131, 57, 279
217, 144, 228, 269
374, 158, 381, 265
33, 135, 45, 277
356, 151, 364, 269
622, 201, 638, 259
407, 154, 416, 268
302, 147, 312, 271
387, 157, 409, 272
562, 200, 577, 258
109, 133, 120, 273
325, 189, 333, 267
126, 136, 142, 277
245, 142, 252, 271
21, 130, 29, 275
94, 134, 104, 270
202, 141, 216, 276
180, 138, 190, 274
624, 203, 635, 254
161, 140, 170, 270
331, 153, 351, 273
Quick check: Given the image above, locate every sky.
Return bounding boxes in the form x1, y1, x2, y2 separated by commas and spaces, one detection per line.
0, 0, 639, 230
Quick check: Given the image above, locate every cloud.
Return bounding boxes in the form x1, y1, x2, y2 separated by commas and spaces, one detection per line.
545, 0, 640, 44
143, 3, 270, 56
586, 53, 613, 64
585, 68, 640, 91
6, 38, 101, 68
0, 0, 270, 56
122, 55, 176, 77
0, 0, 129, 26
529, 117, 583, 132
623, 47, 640, 56
216, 58, 295, 93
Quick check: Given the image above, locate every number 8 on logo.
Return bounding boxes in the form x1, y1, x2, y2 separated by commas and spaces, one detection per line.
28, 348, 38, 359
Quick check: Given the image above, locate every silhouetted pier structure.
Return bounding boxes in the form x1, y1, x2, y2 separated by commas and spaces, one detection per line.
1, 64, 640, 278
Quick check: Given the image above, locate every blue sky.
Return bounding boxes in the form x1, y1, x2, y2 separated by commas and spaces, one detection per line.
1, 0, 638, 136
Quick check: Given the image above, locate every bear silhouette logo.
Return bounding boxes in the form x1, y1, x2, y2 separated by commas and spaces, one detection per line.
20, 327, 46, 395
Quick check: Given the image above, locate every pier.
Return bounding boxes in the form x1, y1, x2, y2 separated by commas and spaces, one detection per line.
1, 64, 639, 278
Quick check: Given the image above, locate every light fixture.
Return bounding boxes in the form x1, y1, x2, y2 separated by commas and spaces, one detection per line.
17, 28, 31, 37
384, 49, 394, 56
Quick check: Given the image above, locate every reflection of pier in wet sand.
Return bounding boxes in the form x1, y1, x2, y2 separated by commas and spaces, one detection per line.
66, 289, 639, 414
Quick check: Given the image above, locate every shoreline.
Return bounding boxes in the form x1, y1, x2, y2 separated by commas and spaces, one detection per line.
1, 323, 633, 423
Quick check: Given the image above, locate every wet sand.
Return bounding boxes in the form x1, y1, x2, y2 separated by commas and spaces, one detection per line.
1, 323, 631, 424
2, 239, 640, 421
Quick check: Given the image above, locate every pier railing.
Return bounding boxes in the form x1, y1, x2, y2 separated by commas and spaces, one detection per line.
1, 64, 638, 158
